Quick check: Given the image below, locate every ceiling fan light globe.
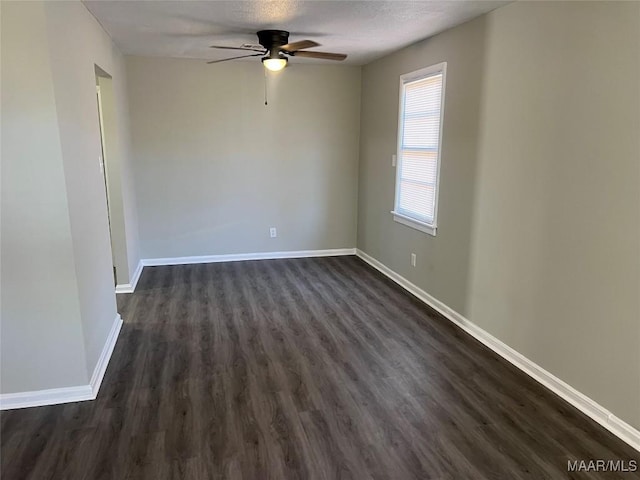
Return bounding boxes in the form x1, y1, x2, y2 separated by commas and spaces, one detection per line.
263, 58, 287, 72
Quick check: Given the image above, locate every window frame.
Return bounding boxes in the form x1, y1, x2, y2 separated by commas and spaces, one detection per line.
392, 62, 447, 236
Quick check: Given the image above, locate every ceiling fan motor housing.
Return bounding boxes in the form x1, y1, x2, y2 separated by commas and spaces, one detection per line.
257, 30, 289, 57
208, 30, 346, 66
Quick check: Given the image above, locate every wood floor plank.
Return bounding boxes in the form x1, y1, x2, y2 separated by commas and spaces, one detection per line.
2, 256, 638, 479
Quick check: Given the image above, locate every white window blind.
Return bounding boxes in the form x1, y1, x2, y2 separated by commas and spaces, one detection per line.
393, 63, 446, 236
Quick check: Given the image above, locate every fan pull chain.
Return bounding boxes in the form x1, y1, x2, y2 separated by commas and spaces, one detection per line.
264, 68, 268, 106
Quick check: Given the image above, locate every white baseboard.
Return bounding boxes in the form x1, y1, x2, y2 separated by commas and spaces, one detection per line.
90, 314, 123, 397
142, 248, 357, 267
355, 249, 640, 452
115, 260, 143, 294
0, 314, 123, 410
0, 385, 94, 410
123, 249, 357, 288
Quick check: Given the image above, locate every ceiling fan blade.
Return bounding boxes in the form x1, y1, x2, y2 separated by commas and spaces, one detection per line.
207, 53, 264, 64
280, 40, 320, 52
210, 45, 265, 52
290, 51, 347, 61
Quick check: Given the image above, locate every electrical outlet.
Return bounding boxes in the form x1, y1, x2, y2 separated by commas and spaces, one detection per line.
270, 227, 277, 238
411, 253, 417, 267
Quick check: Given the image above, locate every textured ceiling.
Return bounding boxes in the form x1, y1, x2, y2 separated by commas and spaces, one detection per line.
84, 1, 508, 65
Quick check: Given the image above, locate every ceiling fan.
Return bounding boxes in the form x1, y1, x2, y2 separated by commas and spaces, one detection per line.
208, 30, 347, 71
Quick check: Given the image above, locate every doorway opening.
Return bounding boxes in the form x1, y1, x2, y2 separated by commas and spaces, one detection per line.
95, 65, 130, 291
95, 70, 116, 284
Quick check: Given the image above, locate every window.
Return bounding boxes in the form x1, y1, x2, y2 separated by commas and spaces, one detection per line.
392, 62, 446, 236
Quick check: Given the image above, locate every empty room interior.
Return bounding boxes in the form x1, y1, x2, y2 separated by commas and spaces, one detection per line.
2, 0, 640, 478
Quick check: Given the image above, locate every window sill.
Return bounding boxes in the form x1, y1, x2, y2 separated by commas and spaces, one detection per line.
391, 211, 437, 236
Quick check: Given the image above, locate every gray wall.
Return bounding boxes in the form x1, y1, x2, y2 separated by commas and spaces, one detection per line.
126, 57, 361, 259
44, 1, 140, 376
358, 13, 487, 315
50, 3, 140, 292
1, 1, 89, 391
467, 1, 640, 430
1, 1, 140, 393
357, 1, 640, 429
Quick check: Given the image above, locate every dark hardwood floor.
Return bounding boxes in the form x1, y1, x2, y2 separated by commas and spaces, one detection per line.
2, 256, 639, 479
